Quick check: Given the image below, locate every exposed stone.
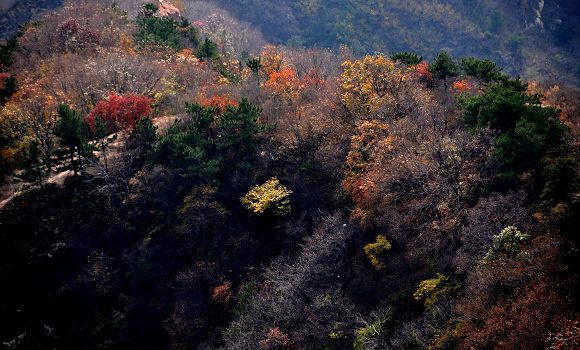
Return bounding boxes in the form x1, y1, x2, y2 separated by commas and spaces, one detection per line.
157, 0, 180, 20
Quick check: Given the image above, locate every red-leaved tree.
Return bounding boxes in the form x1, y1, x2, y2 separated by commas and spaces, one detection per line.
87, 93, 153, 133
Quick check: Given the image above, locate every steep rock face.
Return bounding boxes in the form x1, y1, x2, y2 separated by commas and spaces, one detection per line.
157, 0, 180, 20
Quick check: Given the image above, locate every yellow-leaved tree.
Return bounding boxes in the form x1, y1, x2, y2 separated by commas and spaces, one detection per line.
241, 177, 292, 215
363, 235, 392, 270
340, 54, 404, 117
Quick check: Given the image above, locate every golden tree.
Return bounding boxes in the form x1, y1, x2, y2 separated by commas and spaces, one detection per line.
241, 177, 292, 215
363, 235, 392, 270
340, 55, 404, 117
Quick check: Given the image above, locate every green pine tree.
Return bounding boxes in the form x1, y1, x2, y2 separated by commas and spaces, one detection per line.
390, 51, 423, 66
55, 104, 89, 175
429, 51, 458, 89
197, 38, 219, 61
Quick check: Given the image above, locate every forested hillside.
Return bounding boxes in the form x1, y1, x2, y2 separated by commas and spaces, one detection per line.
211, 0, 580, 84
0, 1, 579, 349
0, 0, 62, 39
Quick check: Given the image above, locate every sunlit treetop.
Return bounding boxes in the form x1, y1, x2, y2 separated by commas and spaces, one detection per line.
240, 177, 292, 216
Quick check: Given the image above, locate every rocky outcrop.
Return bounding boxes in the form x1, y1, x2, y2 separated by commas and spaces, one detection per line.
157, 0, 180, 20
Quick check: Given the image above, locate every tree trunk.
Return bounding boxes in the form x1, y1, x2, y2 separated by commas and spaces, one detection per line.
71, 148, 77, 175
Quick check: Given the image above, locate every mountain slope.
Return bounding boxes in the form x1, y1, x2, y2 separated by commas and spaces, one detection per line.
1, 0, 578, 83
0, 0, 62, 38
210, 0, 580, 83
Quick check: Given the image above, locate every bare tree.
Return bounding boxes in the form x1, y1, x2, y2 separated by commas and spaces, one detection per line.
184, 1, 266, 57
222, 214, 358, 350
453, 192, 533, 274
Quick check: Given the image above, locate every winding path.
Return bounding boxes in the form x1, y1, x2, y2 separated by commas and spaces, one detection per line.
0, 115, 179, 210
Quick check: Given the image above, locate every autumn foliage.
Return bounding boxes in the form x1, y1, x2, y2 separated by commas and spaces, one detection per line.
340, 55, 404, 116
453, 79, 470, 93
212, 281, 233, 305
264, 66, 301, 97
363, 235, 392, 270
240, 177, 292, 216
259, 327, 292, 349
260, 45, 284, 77
57, 18, 101, 53
0, 3, 578, 350
87, 93, 153, 133
414, 61, 433, 83
196, 94, 238, 112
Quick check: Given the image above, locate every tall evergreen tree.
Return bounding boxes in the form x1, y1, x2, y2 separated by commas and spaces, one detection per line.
390, 51, 423, 66
429, 51, 458, 89
460, 57, 505, 84
197, 38, 219, 61
54, 104, 89, 175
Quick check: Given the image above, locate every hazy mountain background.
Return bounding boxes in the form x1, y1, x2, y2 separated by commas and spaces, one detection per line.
0, 0, 62, 37
1, 0, 579, 83
210, 0, 580, 84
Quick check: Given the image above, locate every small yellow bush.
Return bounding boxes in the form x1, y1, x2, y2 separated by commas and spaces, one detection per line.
363, 235, 392, 270
413, 273, 454, 308
240, 177, 292, 215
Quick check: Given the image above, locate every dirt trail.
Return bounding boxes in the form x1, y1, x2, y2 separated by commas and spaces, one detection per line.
0, 115, 179, 210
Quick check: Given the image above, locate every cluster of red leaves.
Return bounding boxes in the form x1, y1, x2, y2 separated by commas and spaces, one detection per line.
211, 281, 233, 305
263, 66, 324, 98
87, 93, 153, 133
414, 61, 433, 83
0, 72, 10, 90
259, 327, 292, 349
57, 18, 101, 52
196, 94, 238, 112
453, 79, 470, 93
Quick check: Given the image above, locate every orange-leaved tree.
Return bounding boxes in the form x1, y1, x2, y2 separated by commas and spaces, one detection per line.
264, 66, 302, 98
196, 94, 239, 113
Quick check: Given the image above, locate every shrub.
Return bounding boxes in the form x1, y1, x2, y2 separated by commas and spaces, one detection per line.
212, 281, 233, 305
240, 177, 292, 215
196, 38, 219, 61
413, 273, 455, 308
481, 226, 529, 264
363, 235, 392, 270
353, 321, 382, 350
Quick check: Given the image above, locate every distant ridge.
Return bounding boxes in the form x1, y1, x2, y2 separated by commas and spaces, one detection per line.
0, 0, 62, 39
